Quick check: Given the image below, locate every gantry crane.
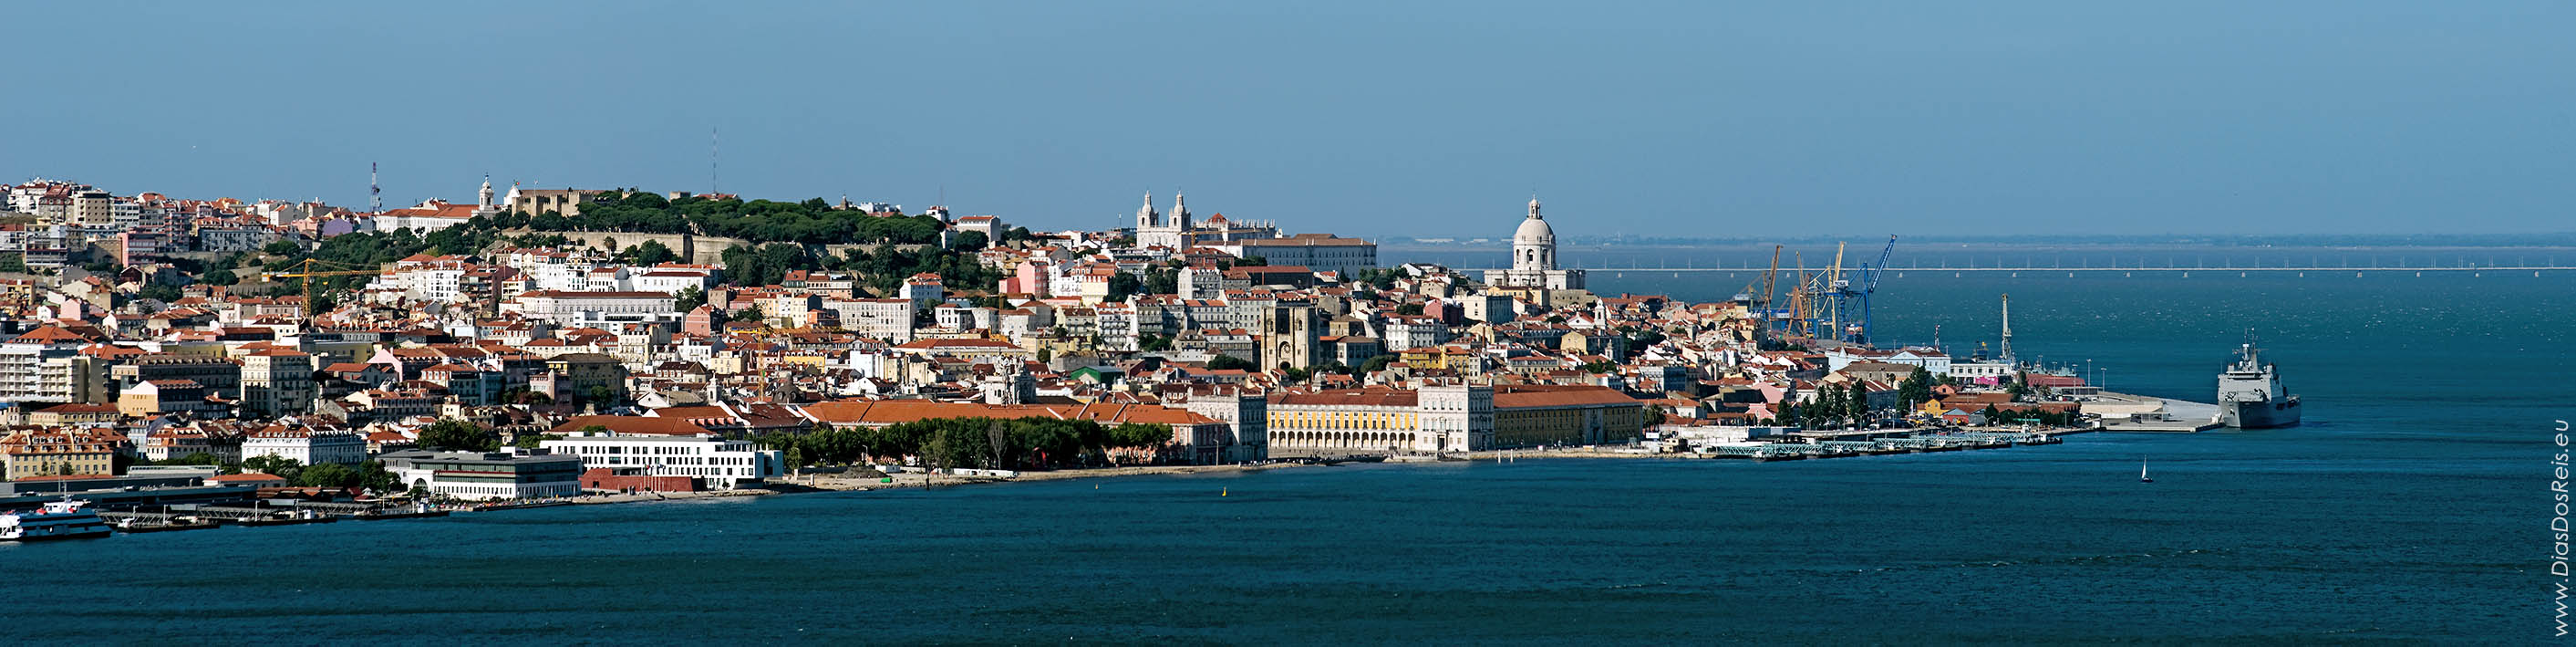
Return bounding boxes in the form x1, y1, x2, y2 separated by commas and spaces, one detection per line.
1828, 242, 1850, 340
1846, 235, 1897, 345
262, 258, 380, 316
1801, 236, 1900, 346
1757, 245, 1782, 322
1731, 245, 1785, 310
1788, 250, 1824, 340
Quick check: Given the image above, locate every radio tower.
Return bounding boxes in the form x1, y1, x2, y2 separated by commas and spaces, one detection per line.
710, 128, 719, 195
369, 162, 382, 213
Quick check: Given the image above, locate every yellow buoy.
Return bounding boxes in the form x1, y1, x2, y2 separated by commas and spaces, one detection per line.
1221, 487, 1228, 496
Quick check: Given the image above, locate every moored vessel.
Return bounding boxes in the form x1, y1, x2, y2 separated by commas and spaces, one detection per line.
3, 497, 114, 542
2218, 334, 2301, 428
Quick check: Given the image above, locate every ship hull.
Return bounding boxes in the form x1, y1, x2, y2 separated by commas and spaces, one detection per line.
2220, 398, 2301, 429
5, 527, 112, 541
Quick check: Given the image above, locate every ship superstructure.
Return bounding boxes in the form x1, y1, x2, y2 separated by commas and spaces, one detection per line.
2218, 334, 2301, 428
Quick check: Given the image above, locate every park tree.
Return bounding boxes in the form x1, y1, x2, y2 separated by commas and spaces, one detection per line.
357, 460, 401, 494
622, 239, 679, 266
419, 419, 501, 452
242, 455, 305, 483
297, 462, 358, 488
1845, 383, 1871, 423
1107, 272, 1143, 302
1360, 354, 1400, 373
1898, 367, 1935, 409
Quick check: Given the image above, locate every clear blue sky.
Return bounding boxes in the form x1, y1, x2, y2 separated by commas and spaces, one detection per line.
5, 1, 2567, 237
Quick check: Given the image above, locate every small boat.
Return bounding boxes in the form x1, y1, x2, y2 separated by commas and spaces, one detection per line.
236, 515, 339, 527
470, 500, 574, 512
2140, 456, 2154, 484
3, 497, 113, 542
349, 509, 450, 521
119, 521, 220, 534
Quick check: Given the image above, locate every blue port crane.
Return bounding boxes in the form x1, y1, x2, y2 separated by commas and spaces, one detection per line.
1834, 235, 1898, 345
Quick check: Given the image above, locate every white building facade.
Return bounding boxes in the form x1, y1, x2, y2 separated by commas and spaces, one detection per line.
541, 432, 785, 490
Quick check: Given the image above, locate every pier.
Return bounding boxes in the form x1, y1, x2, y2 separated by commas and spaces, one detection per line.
2087, 392, 2224, 433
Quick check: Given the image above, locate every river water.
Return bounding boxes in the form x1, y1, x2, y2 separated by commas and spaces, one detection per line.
4, 261, 2560, 643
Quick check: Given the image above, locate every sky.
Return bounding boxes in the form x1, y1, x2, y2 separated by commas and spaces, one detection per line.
3, 1, 2568, 238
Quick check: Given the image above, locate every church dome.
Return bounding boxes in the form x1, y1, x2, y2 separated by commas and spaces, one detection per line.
1514, 214, 1555, 245
1514, 198, 1553, 245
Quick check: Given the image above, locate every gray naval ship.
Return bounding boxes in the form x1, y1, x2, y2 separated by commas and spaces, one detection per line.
2218, 334, 2301, 428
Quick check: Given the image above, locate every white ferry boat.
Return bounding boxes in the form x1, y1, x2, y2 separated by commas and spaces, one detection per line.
2, 497, 114, 542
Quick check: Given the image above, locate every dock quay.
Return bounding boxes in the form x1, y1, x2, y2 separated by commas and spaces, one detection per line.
1696, 430, 2069, 461
2089, 391, 2225, 432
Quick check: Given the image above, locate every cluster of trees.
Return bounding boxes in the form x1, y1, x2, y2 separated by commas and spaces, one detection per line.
616, 239, 680, 266
1977, 403, 2077, 427
1359, 354, 1399, 373
245, 225, 486, 308
718, 244, 816, 289
1779, 381, 1877, 430
2003, 371, 2043, 399
838, 245, 1000, 297
1106, 272, 1143, 302
190, 454, 406, 493
522, 191, 949, 245
752, 418, 1176, 471
1346, 266, 1403, 290
419, 419, 502, 452
175, 189, 1019, 311
1622, 327, 1669, 355
1204, 355, 1257, 371
713, 243, 1006, 297
1898, 367, 1937, 409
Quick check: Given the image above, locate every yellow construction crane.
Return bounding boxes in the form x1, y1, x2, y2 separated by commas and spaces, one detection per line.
1758, 244, 1781, 312
1788, 251, 1809, 339
1825, 241, 1847, 341
262, 258, 379, 316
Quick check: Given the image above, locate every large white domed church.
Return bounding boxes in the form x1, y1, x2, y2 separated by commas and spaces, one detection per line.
1489, 197, 1585, 290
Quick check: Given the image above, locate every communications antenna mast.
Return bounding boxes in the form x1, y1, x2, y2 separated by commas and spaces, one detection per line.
368, 162, 381, 213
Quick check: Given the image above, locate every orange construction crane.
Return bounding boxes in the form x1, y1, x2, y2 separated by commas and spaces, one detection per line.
262, 258, 379, 316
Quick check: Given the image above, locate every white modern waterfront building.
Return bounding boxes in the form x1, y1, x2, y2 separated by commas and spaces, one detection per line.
540, 430, 784, 490
378, 449, 585, 500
